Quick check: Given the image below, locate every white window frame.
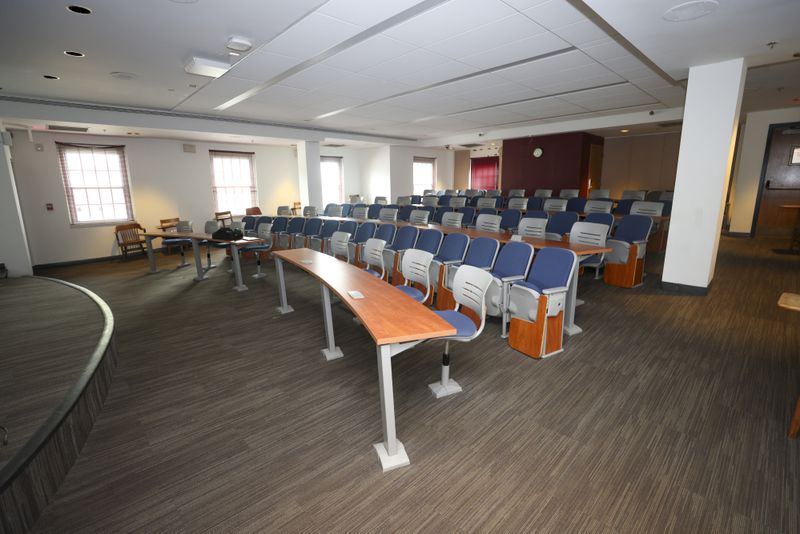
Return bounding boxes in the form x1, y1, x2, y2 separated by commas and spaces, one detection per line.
412, 157, 436, 196
210, 150, 257, 216
56, 142, 135, 226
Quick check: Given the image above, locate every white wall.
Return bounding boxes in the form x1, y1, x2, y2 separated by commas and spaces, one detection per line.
729, 106, 800, 234
319, 146, 365, 202
389, 146, 454, 198
10, 131, 299, 265
357, 146, 391, 204
0, 126, 33, 276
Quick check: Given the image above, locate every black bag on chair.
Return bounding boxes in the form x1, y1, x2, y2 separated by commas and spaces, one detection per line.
212, 227, 243, 241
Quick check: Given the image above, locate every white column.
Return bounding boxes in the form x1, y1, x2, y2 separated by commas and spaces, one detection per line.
297, 140, 320, 209
662, 58, 746, 292
0, 126, 33, 276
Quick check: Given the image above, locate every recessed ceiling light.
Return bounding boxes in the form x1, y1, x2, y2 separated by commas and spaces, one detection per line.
43, 74, 60, 80
67, 5, 92, 15
620, 129, 630, 133
662, 0, 718, 22
110, 71, 137, 80
228, 51, 241, 57
64, 50, 85, 58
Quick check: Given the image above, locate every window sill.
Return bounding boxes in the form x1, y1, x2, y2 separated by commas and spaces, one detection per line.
69, 220, 134, 229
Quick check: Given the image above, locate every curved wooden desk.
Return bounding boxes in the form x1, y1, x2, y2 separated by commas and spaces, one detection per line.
272, 248, 455, 471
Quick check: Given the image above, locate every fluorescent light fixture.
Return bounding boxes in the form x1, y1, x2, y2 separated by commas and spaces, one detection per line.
184, 57, 230, 78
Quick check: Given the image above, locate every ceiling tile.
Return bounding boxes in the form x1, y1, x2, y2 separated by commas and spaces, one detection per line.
451, 107, 533, 125
423, 14, 547, 60
558, 84, 657, 111
522, 0, 584, 29
246, 84, 309, 106
458, 31, 570, 69
280, 64, 354, 91
551, 19, 609, 46
411, 116, 484, 131
580, 38, 630, 62
361, 48, 451, 81
322, 35, 415, 72
502, 0, 550, 10
521, 62, 623, 91
261, 13, 364, 59
386, 90, 477, 113
175, 76, 259, 111
395, 59, 477, 87
317, 0, 428, 27
495, 49, 593, 84
452, 82, 544, 106
355, 103, 432, 121
384, 0, 517, 47
228, 51, 303, 83
325, 73, 414, 100
629, 75, 674, 91
499, 96, 587, 118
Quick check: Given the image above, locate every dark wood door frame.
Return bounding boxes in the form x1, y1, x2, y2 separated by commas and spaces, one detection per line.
750, 121, 800, 237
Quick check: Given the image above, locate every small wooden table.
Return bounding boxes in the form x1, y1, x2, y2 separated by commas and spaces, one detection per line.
778, 292, 800, 438
144, 231, 263, 292
272, 248, 456, 471
779, 205, 800, 253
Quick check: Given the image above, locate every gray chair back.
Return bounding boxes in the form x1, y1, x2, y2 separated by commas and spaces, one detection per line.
588, 189, 609, 199
584, 200, 613, 214
475, 214, 502, 233
409, 209, 430, 225
533, 189, 552, 198
559, 189, 579, 199
543, 198, 568, 212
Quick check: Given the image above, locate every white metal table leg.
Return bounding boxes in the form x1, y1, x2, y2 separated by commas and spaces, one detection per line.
191, 239, 207, 282
274, 257, 294, 314
230, 243, 248, 291
320, 284, 343, 360
146, 236, 158, 273
564, 268, 582, 336
373, 344, 409, 472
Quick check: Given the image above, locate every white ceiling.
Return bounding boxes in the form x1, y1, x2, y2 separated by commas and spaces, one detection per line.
0, 0, 797, 142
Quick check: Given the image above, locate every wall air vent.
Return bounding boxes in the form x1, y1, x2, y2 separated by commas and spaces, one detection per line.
323, 143, 345, 147
47, 124, 89, 132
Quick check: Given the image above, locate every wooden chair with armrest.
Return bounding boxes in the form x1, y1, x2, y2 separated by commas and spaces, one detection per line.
215, 211, 233, 227
159, 217, 180, 255
114, 222, 147, 260
245, 207, 262, 216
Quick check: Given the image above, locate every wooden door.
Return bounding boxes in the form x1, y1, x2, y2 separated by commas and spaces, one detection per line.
586, 143, 604, 195
755, 123, 800, 237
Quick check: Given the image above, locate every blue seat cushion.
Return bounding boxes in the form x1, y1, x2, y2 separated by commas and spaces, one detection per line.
209, 242, 230, 249
580, 253, 602, 265
435, 310, 477, 338
162, 238, 192, 246
396, 284, 425, 302
515, 280, 543, 293
365, 268, 382, 278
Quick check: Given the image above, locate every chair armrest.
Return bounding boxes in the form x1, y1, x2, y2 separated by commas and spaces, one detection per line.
606, 239, 631, 264
500, 274, 526, 283
632, 240, 648, 259
542, 286, 568, 296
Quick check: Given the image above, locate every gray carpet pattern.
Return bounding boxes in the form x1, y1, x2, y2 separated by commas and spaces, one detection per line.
22, 236, 800, 533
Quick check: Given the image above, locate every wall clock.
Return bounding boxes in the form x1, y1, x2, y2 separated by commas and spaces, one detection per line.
533, 147, 543, 158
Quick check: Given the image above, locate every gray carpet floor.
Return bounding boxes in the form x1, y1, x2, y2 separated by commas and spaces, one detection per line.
22, 235, 800, 533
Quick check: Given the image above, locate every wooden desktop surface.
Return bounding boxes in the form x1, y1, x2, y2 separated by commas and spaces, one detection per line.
273, 248, 456, 346
144, 230, 263, 246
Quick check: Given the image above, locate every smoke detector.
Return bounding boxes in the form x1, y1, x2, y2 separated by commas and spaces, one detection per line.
227, 36, 252, 53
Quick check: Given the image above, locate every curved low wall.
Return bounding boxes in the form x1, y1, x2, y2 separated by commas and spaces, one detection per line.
0, 277, 117, 534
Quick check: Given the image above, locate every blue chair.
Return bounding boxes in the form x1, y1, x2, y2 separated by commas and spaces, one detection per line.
362, 237, 388, 279
570, 221, 609, 279
485, 241, 535, 337
240, 222, 274, 279
586, 213, 614, 235
385, 204, 400, 210
241, 215, 257, 236
523, 210, 549, 220
660, 200, 673, 217
479, 207, 497, 217
566, 197, 587, 213
500, 209, 522, 232
254, 215, 272, 230
395, 249, 435, 303
439, 195, 452, 207
367, 203, 382, 219
397, 205, 414, 221
309, 219, 339, 253
347, 222, 377, 264
439, 237, 500, 309
507, 248, 578, 358
375, 223, 396, 246
604, 214, 653, 288
429, 265, 495, 398
494, 197, 504, 208
161, 220, 194, 268
383, 225, 419, 281
414, 228, 443, 256
340, 203, 352, 217
270, 216, 288, 234
458, 206, 476, 227
410, 195, 422, 204
323, 203, 340, 216
545, 212, 578, 241
614, 198, 635, 215
469, 196, 481, 207
433, 206, 453, 224
421, 205, 435, 220
292, 217, 322, 248
278, 217, 305, 249
430, 233, 469, 302
354, 203, 368, 209
526, 197, 544, 211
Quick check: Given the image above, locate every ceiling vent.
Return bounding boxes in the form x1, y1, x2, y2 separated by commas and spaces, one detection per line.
323, 143, 345, 148
657, 121, 683, 128
47, 124, 89, 132
460, 143, 483, 148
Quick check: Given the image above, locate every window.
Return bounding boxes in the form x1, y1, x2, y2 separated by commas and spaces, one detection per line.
210, 150, 257, 215
320, 156, 344, 207
57, 142, 134, 224
412, 157, 436, 196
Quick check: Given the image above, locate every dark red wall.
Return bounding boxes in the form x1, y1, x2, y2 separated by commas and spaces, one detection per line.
501, 132, 604, 197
